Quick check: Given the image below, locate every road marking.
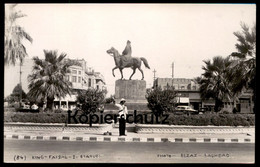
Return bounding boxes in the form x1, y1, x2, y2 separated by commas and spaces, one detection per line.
218, 138, 225, 142
244, 138, 251, 142
104, 137, 111, 142
210, 138, 218, 143
182, 138, 189, 142
139, 137, 147, 142
76, 137, 83, 141
97, 136, 104, 142
30, 136, 37, 140
231, 139, 239, 142
196, 138, 204, 143
154, 137, 161, 142
110, 137, 118, 142
24, 136, 30, 140
204, 138, 211, 142
225, 138, 232, 143
118, 137, 125, 142
83, 136, 90, 141
189, 138, 196, 142
12, 135, 18, 139
147, 138, 154, 142
49, 136, 57, 140
43, 136, 50, 140
133, 138, 140, 142
175, 138, 183, 142
4, 134, 254, 143
36, 136, 44, 140
89, 137, 97, 141
57, 136, 63, 140
18, 135, 25, 140
62, 136, 70, 141
125, 137, 133, 142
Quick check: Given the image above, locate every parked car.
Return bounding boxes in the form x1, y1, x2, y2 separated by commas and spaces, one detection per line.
18, 102, 39, 112
174, 105, 199, 115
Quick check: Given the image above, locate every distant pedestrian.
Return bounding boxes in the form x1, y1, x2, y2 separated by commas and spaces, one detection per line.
114, 98, 128, 136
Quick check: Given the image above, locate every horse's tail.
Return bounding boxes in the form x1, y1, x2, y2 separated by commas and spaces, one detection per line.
140, 57, 150, 69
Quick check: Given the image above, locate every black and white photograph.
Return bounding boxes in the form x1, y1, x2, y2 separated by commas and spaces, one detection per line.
4, 3, 256, 164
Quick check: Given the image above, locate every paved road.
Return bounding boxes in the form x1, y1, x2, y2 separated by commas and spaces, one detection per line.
4, 139, 254, 163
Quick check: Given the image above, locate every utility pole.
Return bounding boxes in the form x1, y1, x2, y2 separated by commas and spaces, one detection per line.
171, 61, 178, 105
171, 62, 174, 86
153, 69, 156, 82
152, 69, 156, 88
171, 62, 174, 79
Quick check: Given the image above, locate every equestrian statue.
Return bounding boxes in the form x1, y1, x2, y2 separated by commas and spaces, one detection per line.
106, 40, 150, 80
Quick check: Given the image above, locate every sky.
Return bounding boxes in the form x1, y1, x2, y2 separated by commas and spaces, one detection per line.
4, 3, 256, 97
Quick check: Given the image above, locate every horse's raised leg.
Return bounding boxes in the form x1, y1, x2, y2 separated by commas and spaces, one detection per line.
129, 68, 136, 80
138, 67, 144, 80
112, 67, 118, 77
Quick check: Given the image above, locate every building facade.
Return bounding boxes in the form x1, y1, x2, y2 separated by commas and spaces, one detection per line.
54, 58, 106, 110
4, 58, 106, 110
153, 78, 254, 113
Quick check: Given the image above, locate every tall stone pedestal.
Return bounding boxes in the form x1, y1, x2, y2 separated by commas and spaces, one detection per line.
115, 80, 147, 103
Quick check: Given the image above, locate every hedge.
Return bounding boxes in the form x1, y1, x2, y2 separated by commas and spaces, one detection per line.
166, 113, 255, 126
4, 109, 255, 126
4, 112, 68, 124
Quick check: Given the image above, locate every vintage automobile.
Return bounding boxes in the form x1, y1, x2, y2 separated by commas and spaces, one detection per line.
18, 100, 39, 112
174, 105, 199, 115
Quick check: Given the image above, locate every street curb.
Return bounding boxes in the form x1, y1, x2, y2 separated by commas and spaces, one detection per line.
4, 134, 255, 143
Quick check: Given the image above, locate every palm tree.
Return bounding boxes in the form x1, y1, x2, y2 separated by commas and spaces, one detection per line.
27, 50, 78, 110
230, 23, 256, 113
200, 56, 233, 112
5, 4, 33, 107
5, 4, 33, 65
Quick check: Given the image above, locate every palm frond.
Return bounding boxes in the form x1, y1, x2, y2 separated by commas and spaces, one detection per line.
27, 50, 76, 108
4, 4, 32, 66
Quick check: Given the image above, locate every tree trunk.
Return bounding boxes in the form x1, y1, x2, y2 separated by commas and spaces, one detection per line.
159, 114, 163, 124
47, 96, 54, 110
19, 61, 22, 108
214, 98, 223, 113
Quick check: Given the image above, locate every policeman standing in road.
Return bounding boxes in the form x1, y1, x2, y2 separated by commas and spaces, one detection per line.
114, 98, 128, 136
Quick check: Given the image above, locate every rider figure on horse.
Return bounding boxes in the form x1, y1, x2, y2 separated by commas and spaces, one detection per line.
121, 40, 132, 67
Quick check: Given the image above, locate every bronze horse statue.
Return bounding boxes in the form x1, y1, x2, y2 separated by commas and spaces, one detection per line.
107, 47, 150, 80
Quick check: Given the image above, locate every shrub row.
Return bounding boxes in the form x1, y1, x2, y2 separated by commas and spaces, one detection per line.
166, 113, 255, 126
4, 112, 68, 124
4, 109, 255, 126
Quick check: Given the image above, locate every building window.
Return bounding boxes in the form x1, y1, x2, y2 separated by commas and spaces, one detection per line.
96, 85, 99, 90
88, 78, 91, 87
72, 70, 77, 74
78, 77, 81, 83
78, 71, 81, 75
72, 76, 77, 82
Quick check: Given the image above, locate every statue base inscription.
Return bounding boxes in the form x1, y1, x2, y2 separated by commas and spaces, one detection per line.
115, 80, 147, 103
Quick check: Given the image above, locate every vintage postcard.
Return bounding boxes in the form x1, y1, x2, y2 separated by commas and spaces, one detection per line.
4, 3, 255, 164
